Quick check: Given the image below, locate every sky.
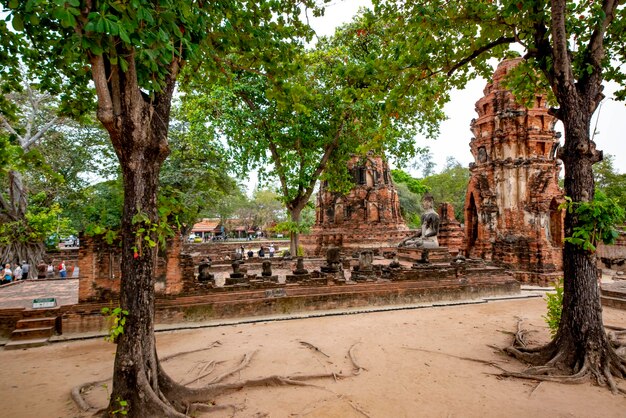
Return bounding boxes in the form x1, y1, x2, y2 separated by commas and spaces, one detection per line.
307, 1, 626, 175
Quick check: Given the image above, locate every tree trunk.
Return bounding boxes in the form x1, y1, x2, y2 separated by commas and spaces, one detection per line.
289, 206, 303, 256
108, 134, 169, 416
98, 54, 182, 416
554, 108, 615, 371
0, 169, 45, 279
8, 170, 27, 218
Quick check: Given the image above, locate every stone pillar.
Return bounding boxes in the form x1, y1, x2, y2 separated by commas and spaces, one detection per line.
437, 203, 465, 256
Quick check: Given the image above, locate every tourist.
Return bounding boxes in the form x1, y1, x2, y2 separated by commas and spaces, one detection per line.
13, 263, 22, 282
269, 244, 275, 258
2, 263, 13, 284
21, 260, 30, 280
46, 263, 54, 278
59, 261, 67, 278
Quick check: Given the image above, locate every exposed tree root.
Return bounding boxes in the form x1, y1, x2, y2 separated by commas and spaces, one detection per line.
402, 346, 509, 372
528, 381, 542, 398
299, 340, 330, 357
70, 378, 111, 413
160, 341, 222, 363
348, 342, 367, 375
496, 320, 626, 395
72, 341, 364, 416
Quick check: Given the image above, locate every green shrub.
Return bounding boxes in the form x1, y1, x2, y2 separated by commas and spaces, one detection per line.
543, 279, 564, 337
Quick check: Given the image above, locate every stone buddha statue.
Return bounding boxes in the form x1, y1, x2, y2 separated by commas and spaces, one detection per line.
399, 194, 440, 248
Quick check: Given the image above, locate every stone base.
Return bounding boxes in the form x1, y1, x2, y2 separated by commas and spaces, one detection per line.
225, 277, 247, 286
261, 275, 279, 283
285, 274, 311, 283
510, 270, 561, 286
351, 270, 377, 282
397, 247, 452, 264
49, 271, 521, 336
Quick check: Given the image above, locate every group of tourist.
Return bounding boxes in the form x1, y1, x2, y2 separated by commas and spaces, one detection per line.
238, 244, 276, 259
0, 260, 71, 284
1, 260, 30, 284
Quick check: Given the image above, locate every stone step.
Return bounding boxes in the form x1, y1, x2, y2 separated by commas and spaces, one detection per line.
601, 288, 626, 299
601, 295, 626, 311
22, 307, 62, 319
10, 326, 55, 340
15, 317, 57, 329
4, 338, 50, 350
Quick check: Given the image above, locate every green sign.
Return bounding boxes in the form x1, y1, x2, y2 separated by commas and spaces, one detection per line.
32, 297, 57, 309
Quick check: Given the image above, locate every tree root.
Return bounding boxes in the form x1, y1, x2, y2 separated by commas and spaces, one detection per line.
70, 378, 111, 412
72, 341, 364, 416
160, 340, 222, 363
299, 340, 330, 358
402, 346, 509, 372
496, 321, 626, 395
348, 342, 367, 375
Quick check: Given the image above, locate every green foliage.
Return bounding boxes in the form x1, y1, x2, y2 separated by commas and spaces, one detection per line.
131, 210, 176, 257
421, 158, 470, 222
543, 279, 564, 337
559, 191, 625, 252
111, 397, 129, 416
101, 307, 128, 344
0, 202, 73, 246
391, 169, 429, 195
272, 220, 311, 236
594, 154, 626, 205
394, 181, 423, 229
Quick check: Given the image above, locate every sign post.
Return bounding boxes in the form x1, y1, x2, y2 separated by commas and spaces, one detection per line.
32, 297, 57, 309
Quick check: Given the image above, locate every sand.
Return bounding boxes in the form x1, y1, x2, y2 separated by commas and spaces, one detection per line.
1, 297, 625, 418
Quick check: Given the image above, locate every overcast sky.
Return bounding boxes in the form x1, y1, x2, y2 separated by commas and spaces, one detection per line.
308, 1, 626, 174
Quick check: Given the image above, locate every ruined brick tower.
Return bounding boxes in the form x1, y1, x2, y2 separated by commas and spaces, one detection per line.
301, 154, 410, 255
464, 58, 564, 284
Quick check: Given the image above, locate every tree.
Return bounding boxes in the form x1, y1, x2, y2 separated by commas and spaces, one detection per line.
422, 158, 469, 222
373, 0, 626, 390
0, 78, 82, 272
1, 1, 321, 415
186, 17, 443, 254
594, 153, 626, 206
391, 169, 429, 228
161, 102, 238, 237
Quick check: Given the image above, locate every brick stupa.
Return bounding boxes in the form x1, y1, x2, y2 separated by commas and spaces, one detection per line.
301, 154, 411, 256
464, 58, 564, 284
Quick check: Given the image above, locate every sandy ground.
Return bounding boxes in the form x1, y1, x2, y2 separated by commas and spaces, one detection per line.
1, 297, 625, 418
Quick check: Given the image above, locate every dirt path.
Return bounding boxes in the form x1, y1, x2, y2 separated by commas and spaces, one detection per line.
1, 297, 625, 417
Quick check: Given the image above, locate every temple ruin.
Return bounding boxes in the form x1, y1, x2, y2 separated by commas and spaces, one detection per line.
301, 153, 411, 255
464, 58, 564, 284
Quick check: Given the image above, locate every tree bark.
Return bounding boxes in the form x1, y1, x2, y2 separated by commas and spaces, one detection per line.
288, 205, 303, 256
556, 106, 611, 367
95, 49, 181, 416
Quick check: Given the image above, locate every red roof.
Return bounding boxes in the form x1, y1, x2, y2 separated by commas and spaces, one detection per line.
191, 219, 221, 232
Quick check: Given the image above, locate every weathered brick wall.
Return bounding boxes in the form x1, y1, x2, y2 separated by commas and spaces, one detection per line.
437, 203, 465, 256
464, 58, 564, 284
78, 235, 193, 302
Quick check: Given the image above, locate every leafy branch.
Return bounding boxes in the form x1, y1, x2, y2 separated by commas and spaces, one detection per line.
101, 307, 128, 343
559, 191, 625, 252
